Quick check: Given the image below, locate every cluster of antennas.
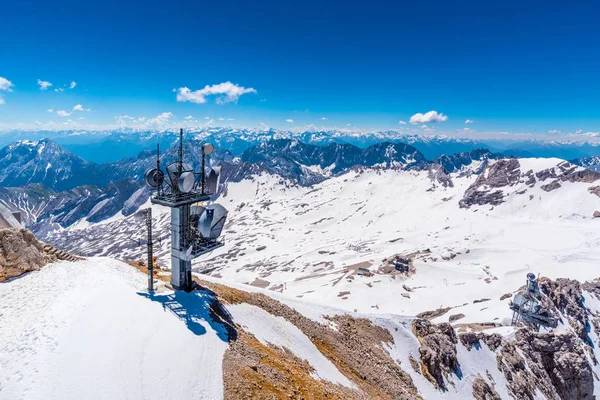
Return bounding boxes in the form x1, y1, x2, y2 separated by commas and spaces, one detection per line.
144, 143, 221, 197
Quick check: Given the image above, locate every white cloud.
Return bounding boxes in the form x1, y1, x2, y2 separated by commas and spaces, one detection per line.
420, 124, 428, 129
37, 79, 52, 90
218, 117, 225, 121
548, 129, 562, 135
347, 123, 351, 126
399, 120, 406, 125
146, 112, 173, 126
47, 108, 53, 113
0, 77, 13, 104
285, 119, 294, 123
463, 127, 475, 132
56, 110, 72, 117
69, 81, 77, 89
138, 117, 146, 122
175, 81, 256, 104
54, 88, 64, 92
465, 119, 474, 124
227, 118, 234, 121
72, 104, 90, 112
0, 77, 14, 92
184, 115, 193, 120
260, 98, 267, 102
321, 117, 327, 120
409, 110, 448, 124
204, 116, 210, 120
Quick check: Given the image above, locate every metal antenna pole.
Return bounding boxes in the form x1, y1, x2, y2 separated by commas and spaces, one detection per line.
156, 143, 161, 196
178, 128, 183, 175
147, 208, 154, 291
201, 152, 206, 194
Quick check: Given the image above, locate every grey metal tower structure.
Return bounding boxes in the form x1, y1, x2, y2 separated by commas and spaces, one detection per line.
144, 129, 226, 292
509, 273, 558, 331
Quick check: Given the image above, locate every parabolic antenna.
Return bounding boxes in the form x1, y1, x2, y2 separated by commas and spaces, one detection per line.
202, 143, 214, 155
144, 168, 165, 188
177, 171, 195, 193
166, 162, 193, 186
206, 166, 222, 194
196, 204, 228, 240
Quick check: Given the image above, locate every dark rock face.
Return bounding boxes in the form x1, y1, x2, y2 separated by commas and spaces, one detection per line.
428, 163, 454, 188
472, 374, 502, 400
448, 313, 465, 323
539, 278, 592, 346
541, 180, 561, 192
459, 159, 521, 208
509, 330, 594, 400
432, 148, 503, 175
537, 161, 600, 184
413, 320, 460, 390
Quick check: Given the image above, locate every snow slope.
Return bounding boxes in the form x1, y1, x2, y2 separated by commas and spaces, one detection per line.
45, 158, 600, 329
0, 258, 229, 400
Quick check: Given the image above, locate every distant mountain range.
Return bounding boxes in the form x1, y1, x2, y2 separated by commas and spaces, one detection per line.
2, 127, 600, 163
0, 136, 598, 238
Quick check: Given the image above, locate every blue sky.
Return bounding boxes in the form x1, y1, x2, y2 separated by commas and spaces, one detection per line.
1, 0, 599, 139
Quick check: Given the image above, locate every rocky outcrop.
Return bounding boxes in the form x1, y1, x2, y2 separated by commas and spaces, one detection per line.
428, 163, 454, 188
197, 277, 422, 400
498, 330, 594, 400
0, 228, 81, 282
460, 159, 600, 208
459, 159, 521, 208
538, 161, 600, 184
539, 278, 591, 344
413, 320, 460, 390
472, 374, 501, 400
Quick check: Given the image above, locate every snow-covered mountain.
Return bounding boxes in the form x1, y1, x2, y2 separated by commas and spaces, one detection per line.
4, 127, 600, 162
0, 138, 485, 233
240, 139, 427, 185
4, 137, 600, 398
0, 139, 106, 191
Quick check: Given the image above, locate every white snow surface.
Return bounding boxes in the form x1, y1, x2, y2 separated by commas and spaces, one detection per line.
0, 258, 229, 400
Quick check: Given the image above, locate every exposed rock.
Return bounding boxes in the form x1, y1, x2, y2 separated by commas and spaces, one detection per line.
459, 332, 503, 352
472, 374, 501, 400
589, 185, 600, 198
593, 211, 600, 218
473, 298, 491, 304
0, 228, 80, 282
449, 313, 465, 323
198, 278, 421, 399
416, 307, 452, 320
428, 163, 454, 188
498, 330, 595, 400
500, 293, 512, 301
541, 180, 561, 192
413, 319, 459, 390
539, 278, 591, 344
459, 159, 521, 208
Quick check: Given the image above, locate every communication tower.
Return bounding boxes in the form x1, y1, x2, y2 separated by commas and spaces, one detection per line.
144, 129, 227, 291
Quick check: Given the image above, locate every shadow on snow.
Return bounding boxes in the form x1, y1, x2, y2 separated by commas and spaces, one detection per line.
137, 287, 237, 342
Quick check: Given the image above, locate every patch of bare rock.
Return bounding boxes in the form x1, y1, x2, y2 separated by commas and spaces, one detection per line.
0, 228, 82, 282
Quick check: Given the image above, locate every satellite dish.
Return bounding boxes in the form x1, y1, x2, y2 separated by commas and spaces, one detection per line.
166, 162, 192, 186
196, 204, 228, 240
144, 168, 165, 188
206, 166, 221, 194
202, 143, 214, 155
177, 171, 195, 193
